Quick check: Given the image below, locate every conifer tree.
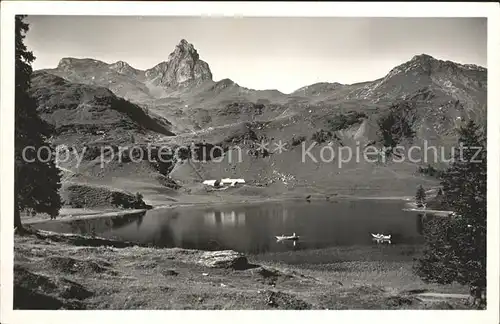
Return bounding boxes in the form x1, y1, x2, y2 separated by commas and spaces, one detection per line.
415, 185, 426, 208
415, 120, 487, 308
15, 15, 62, 230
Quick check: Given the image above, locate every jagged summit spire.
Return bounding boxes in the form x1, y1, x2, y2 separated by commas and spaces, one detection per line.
169, 39, 199, 61
175, 39, 195, 51
145, 39, 212, 88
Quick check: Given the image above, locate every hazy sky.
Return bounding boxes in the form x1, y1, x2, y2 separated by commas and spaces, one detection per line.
25, 16, 487, 94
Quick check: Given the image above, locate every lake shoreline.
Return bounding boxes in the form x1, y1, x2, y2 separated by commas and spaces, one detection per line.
23, 193, 417, 225
16, 192, 472, 310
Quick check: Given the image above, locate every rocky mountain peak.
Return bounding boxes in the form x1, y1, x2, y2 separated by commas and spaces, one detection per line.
109, 60, 140, 76
110, 60, 131, 69
394, 53, 437, 75
410, 53, 435, 62
403, 54, 485, 75
168, 39, 200, 61
383, 54, 464, 80
145, 39, 212, 88
57, 57, 108, 70
350, 53, 487, 107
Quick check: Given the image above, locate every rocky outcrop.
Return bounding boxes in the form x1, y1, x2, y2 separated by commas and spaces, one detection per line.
145, 39, 212, 88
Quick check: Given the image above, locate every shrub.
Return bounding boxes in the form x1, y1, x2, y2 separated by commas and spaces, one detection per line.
327, 111, 367, 132
311, 129, 332, 143
82, 145, 103, 161
290, 135, 306, 146
417, 164, 445, 179
63, 183, 149, 210
111, 191, 147, 209
377, 101, 417, 151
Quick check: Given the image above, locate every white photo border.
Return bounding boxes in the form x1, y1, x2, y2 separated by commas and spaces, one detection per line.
1, 2, 499, 324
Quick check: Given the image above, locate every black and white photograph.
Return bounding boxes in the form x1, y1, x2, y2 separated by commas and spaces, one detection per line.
1, 1, 499, 322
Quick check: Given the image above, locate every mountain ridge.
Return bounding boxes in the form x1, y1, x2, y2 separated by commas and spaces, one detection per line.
37, 40, 487, 137
49, 45, 486, 96
29, 39, 488, 204
37, 40, 487, 135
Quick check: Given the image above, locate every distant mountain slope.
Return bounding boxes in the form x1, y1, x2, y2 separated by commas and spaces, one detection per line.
347, 54, 486, 107
42, 58, 153, 103
29, 71, 175, 145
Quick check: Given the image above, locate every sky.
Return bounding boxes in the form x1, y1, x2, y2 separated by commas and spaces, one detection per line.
24, 16, 487, 94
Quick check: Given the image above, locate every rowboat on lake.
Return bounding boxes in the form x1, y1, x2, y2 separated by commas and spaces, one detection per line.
276, 232, 300, 241
371, 233, 391, 240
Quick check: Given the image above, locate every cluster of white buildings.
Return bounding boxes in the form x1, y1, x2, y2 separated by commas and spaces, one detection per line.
202, 178, 245, 188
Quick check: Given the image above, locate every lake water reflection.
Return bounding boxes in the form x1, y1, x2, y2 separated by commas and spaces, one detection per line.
33, 199, 428, 254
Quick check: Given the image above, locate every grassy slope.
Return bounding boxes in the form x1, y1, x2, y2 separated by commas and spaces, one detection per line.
51, 117, 442, 212
159, 114, 442, 199
14, 232, 470, 310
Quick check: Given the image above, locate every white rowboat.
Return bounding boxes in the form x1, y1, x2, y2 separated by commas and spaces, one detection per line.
371, 233, 391, 240
276, 233, 300, 241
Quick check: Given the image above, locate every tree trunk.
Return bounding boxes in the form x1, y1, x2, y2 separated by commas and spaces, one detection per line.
14, 207, 23, 233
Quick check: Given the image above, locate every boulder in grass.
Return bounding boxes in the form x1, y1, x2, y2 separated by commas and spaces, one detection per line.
198, 250, 248, 269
